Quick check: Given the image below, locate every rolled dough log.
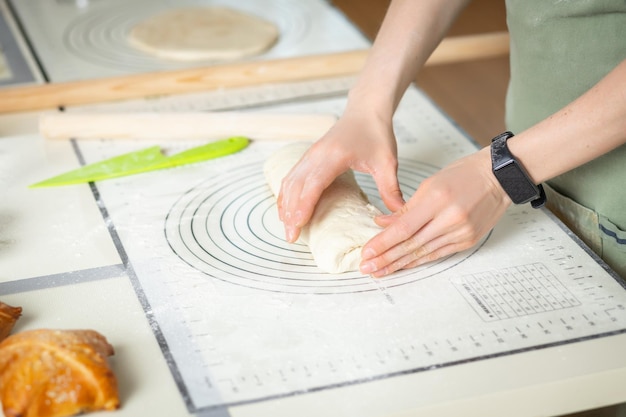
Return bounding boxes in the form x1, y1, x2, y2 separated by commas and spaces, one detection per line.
264, 142, 383, 274
127, 6, 279, 61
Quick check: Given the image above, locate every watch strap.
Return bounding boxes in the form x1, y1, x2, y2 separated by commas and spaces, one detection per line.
491, 131, 546, 208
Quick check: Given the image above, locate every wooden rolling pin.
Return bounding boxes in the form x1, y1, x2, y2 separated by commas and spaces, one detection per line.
39, 112, 338, 141
0, 31, 509, 114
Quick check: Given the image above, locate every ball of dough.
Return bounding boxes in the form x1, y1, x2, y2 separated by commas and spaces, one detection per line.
128, 6, 280, 61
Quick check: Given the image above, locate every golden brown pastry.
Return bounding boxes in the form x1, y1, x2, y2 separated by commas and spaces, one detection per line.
0, 301, 22, 342
0, 329, 120, 417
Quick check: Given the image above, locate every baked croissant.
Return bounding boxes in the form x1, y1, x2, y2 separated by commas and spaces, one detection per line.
0, 301, 22, 342
0, 329, 120, 417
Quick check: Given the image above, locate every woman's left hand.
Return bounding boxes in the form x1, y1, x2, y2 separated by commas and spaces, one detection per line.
359, 147, 512, 277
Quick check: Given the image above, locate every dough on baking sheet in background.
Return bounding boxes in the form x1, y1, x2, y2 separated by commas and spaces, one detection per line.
127, 6, 280, 61
264, 142, 383, 274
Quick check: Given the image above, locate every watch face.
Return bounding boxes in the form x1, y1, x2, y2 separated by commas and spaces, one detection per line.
496, 162, 540, 204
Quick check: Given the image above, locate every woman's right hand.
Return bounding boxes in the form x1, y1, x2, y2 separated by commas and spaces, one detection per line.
277, 107, 404, 243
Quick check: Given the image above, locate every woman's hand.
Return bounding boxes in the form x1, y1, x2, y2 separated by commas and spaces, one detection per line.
277, 109, 405, 243
359, 146, 511, 277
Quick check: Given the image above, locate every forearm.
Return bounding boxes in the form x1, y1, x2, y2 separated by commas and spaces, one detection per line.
509, 59, 626, 184
348, 0, 472, 117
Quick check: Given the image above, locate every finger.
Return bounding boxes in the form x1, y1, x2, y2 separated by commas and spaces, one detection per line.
360, 219, 433, 278
366, 217, 483, 277
278, 172, 323, 242
400, 240, 475, 271
276, 168, 305, 242
368, 234, 460, 278
366, 240, 434, 277
371, 160, 405, 213
278, 153, 345, 242
361, 203, 431, 262
374, 210, 402, 227
361, 211, 467, 276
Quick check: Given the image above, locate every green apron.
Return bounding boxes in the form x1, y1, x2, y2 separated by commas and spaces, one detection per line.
505, 0, 626, 278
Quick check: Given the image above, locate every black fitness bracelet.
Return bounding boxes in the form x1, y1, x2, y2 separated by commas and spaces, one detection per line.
490, 131, 546, 208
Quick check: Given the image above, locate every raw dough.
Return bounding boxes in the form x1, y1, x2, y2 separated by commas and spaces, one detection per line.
127, 6, 279, 61
264, 142, 383, 274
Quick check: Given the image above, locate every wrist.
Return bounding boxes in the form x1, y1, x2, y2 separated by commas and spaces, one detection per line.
346, 85, 396, 120
490, 131, 546, 208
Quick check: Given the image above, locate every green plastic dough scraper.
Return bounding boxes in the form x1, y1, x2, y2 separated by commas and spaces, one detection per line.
30, 136, 249, 188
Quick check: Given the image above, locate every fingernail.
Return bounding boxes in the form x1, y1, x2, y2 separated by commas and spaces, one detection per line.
285, 226, 297, 243
360, 261, 375, 274
362, 247, 376, 260
372, 270, 387, 278
293, 210, 304, 227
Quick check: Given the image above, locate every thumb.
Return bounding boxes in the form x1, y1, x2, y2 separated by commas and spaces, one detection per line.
372, 172, 404, 213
